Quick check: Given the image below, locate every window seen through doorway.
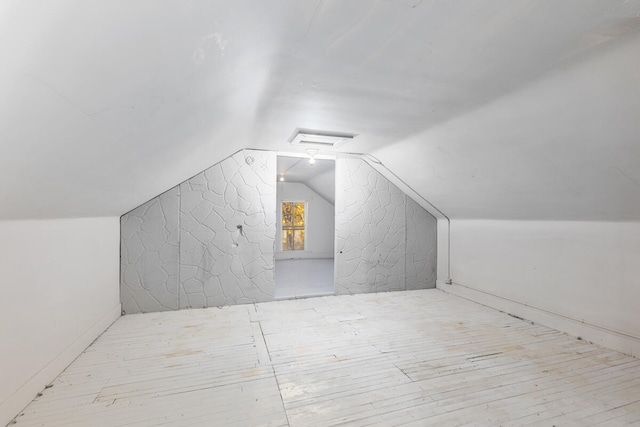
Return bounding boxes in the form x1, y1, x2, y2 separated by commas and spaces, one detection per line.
282, 202, 305, 251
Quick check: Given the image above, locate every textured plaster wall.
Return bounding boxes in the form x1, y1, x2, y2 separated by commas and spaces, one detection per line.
122, 153, 434, 312
406, 197, 438, 289
179, 151, 276, 308
120, 150, 276, 314
121, 187, 180, 314
335, 158, 436, 294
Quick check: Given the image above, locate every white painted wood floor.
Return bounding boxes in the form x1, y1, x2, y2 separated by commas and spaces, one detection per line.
12, 290, 640, 426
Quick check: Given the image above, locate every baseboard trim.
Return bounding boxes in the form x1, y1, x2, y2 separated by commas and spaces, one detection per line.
438, 282, 640, 359
1, 303, 121, 426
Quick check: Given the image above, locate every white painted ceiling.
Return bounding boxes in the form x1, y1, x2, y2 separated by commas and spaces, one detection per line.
1, 1, 639, 220
278, 156, 335, 204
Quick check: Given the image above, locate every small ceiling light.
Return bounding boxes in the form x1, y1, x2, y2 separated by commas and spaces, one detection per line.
306, 148, 318, 165
279, 175, 285, 182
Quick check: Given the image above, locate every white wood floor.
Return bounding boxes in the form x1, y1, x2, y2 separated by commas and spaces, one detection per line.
12, 289, 640, 426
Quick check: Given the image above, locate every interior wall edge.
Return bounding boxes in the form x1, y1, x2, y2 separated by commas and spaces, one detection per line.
436, 219, 449, 284
440, 283, 640, 358
1, 303, 121, 426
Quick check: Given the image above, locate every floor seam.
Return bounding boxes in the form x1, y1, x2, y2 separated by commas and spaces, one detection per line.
257, 320, 291, 427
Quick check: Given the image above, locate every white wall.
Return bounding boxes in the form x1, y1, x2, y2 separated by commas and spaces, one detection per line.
305, 169, 336, 205
441, 220, 640, 357
276, 182, 335, 260
0, 217, 120, 426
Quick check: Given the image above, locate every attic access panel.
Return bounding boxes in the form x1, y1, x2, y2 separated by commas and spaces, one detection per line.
289, 129, 356, 149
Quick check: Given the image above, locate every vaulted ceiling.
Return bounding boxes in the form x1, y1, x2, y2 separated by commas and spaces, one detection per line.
1, 1, 639, 220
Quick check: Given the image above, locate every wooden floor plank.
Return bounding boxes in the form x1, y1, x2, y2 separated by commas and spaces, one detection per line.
10, 289, 640, 426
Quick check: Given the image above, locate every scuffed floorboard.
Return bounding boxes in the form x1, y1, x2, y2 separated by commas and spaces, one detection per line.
11, 290, 640, 426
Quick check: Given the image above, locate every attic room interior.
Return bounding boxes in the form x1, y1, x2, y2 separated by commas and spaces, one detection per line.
1, 1, 640, 425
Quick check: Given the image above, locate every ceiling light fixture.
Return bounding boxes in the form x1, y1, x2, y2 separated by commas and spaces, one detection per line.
279, 175, 285, 182
306, 148, 318, 165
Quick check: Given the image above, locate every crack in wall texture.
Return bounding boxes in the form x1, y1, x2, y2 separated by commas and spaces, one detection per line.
120, 150, 276, 314
335, 158, 437, 295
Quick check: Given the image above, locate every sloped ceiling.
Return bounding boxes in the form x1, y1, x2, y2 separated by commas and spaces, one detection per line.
1, 0, 639, 220
375, 33, 640, 220
278, 156, 336, 204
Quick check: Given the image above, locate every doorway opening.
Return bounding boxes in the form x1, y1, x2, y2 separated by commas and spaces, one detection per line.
274, 155, 335, 299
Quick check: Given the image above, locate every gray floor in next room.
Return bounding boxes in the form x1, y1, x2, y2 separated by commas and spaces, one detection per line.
274, 258, 335, 299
